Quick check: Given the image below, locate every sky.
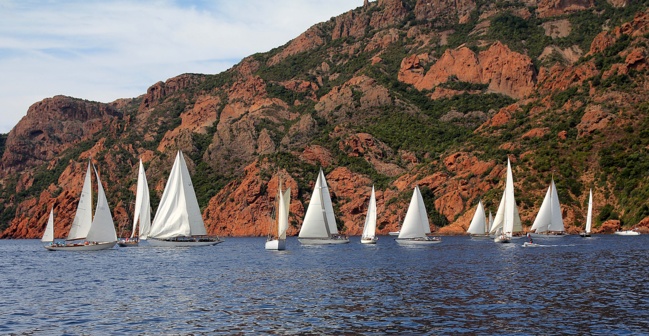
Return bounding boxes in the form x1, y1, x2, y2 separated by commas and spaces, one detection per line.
0, 0, 358, 133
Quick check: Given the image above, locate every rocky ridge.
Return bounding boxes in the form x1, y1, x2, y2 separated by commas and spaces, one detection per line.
1, 0, 649, 239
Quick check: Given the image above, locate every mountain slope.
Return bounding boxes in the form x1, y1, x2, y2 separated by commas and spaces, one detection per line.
1, 0, 648, 238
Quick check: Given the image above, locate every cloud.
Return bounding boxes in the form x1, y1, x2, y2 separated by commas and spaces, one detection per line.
0, 0, 357, 133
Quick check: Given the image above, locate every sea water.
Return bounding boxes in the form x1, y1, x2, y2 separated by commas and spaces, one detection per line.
1, 235, 648, 335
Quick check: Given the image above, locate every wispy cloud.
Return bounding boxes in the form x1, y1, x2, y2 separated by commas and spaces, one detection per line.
0, 0, 357, 133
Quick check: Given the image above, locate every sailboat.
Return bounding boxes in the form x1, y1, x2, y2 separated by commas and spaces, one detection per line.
148, 151, 223, 247
490, 158, 522, 243
43, 161, 118, 251
530, 179, 567, 238
396, 186, 441, 245
265, 181, 290, 250
580, 189, 593, 237
360, 186, 378, 244
467, 200, 490, 238
118, 159, 152, 247
298, 169, 349, 245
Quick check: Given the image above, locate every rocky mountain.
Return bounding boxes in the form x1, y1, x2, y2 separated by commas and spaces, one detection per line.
2, 0, 649, 239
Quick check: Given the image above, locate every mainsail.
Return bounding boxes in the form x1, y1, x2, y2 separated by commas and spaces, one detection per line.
531, 179, 564, 233
131, 159, 152, 240
299, 170, 338, 238
489, 158, 522, 238
585, 189, 593, 234
149, 151, 207, 239
398, 186, 428, 239
278, 185, 290, 240
361, 186, 377, 239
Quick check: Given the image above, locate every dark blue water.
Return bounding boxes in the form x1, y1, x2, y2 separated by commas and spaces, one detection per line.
1, 235, 648, 335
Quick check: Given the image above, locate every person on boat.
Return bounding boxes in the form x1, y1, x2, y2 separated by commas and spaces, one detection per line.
527, 233, 533, 244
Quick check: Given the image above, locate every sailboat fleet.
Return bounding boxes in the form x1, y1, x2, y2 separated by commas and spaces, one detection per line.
40, 155, 635, 251
42, 161, 117, 251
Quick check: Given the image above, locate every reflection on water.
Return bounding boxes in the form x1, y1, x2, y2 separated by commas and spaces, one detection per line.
1, 235, 648, 334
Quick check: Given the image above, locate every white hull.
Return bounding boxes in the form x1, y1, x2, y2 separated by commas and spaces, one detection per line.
494, 235, 510, 243
579, 232, 591, 237
360, 237, 378, 244
395, 237, 441, 245
45, 241, 116, 251
265, 239, 286, 250
529, 232, 567, 238
522, 242, 541, 247
614, 230, 640, 236
147, 237, 224, 247
117, 239, 139, 247
470, 234, 492, 239
298, 237, 349, 245
388, 231, 400, 236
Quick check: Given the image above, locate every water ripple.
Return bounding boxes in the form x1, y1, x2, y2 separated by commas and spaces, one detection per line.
1, 235, 649, 334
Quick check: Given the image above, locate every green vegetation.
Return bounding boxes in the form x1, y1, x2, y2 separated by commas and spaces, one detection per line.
0, 133, 7, 156
488, 12, 551, 60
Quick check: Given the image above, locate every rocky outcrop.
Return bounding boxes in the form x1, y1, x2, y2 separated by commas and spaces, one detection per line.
577, 105, 615, 137
414, 0, 477, 25
315, 75, 392, 120
139, 74, 204, 111
536, 0, 594, 18
401, 42, 536, 99
0, 96, 121, 176
204, 162, 302, 236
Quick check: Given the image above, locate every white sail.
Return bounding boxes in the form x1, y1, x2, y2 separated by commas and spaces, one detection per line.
398, 187, 427, 239
467, 200, 487, 235
361, 186, 377, 239
278, 187, 290, 240
299, 170, 338, 238
149, 151, 207, 239
532, 179, 564, 233
585, 189, 593, 234
415, 186, 431, 234
131, 159, 152, 240
490, 158, 522, 238
531, 186, 552, 232
67, 161, 93, 240
41, 207, 54, 243
319, 170, 338, 235
86, 166, 117, 243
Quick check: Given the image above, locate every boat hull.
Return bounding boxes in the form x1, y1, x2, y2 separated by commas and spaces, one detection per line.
388, 231, 400, 236
395, 237, 441, 245
117, 240, 139, 247
614, 230, 640, 236
522, 242, 541, 247
529, 232, 567, 238
298, 237, 349, 245
470, 234, 492, 239
45, 241, 116, 251
579, 232, 591, 237
265, 239, 286, 250
147, 237, 224, 247
360, 237, 378, 244
494, 235, 511, 243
